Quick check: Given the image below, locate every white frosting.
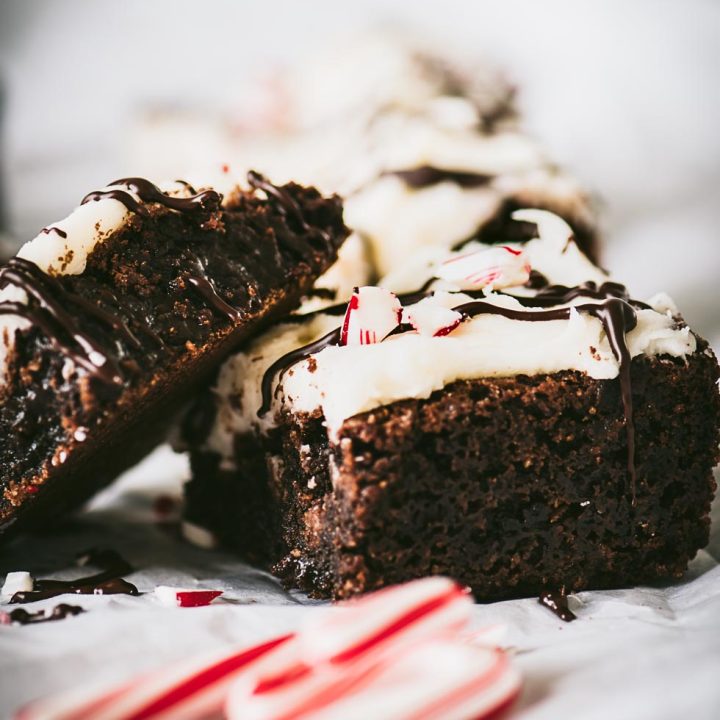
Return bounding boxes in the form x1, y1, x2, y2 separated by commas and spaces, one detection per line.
339, 115, 589, 275
301, 233, 372, 314
277, 292, 694, 437
18, 196, 131, 276
276, 31, 515, 133
204, 209, 696, 454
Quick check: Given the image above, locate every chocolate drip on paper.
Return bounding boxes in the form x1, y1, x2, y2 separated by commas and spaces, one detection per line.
385, 166, 493, 189
10, 548, 139, 604
2, 603, 85, 626
539, 589, 577, 622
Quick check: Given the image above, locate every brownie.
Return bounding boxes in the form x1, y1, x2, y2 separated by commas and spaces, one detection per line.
186, 350, 719, 600
0, 173, 348, 540
181, 209, 719, 600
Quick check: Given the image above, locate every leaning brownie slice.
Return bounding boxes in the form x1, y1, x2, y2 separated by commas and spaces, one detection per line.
0, 172, 348, 540
183, 209, 719, 599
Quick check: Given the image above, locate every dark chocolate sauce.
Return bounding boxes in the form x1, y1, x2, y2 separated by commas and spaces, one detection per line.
304, 287, 337, 301
247, 171, 308, 229
1, 603, 85, 626
452, 200, 540, 251
539, 589, 577, 622
247, 171, 333, 255
80, 188, 147, 214
40, 226, 68, 239
258, 327, 341, 416
174, 179, 198, 195
0, 258, 124, 384
10, 548, 138, 604
525, 269, 549, 289
385, 166, 493, 190
186, 274, 242, 322
81, 177, 220, 216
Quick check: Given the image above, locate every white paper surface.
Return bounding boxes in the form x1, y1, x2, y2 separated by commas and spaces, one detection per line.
1, 445, 719, 719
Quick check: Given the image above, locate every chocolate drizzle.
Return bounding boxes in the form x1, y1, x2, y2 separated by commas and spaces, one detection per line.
247, 171, 333, 256
10, 548, 138, 604
81, 177, 220, 216
539, 589, 577, 622
0, 258, 127, 384
385, 166, 493, 190
1, 603, 85, 626
258, 327, 342, 416
453, 200, 540, 251
258, 280, 642, 504
526, 269, 549, 289
40, 226, 68, 239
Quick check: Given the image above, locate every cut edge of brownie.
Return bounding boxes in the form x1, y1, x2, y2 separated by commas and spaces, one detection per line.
184, 345, 720, 600
0, 175, 349, 540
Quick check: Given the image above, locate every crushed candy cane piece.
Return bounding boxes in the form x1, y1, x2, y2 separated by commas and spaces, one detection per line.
1, 571, 34, 599
405, 301, 464, 337
435, 245, 531, 290
155, 586, 223, 608
340, 287, 402, 346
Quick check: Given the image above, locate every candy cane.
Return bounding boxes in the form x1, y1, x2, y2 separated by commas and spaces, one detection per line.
15, 578, 520, 720
435, 246, 531, 290
15, 634, 298, 720
340, 287, 402, 346
227, 641, 521, 720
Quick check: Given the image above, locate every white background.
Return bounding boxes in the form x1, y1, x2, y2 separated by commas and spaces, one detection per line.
1, 0, 719, 345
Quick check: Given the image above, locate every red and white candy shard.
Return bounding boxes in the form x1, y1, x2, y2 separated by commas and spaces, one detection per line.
154, 586, 223, 608
228, 641, 521, 720
404, 302, 464, 337
435, 245, 531, 290
340, 287, 402, 346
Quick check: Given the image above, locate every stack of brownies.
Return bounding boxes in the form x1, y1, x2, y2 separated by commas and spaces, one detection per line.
1, 36, 717, 604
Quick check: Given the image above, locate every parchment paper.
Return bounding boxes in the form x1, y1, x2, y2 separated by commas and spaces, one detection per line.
1, 446, 718, 719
